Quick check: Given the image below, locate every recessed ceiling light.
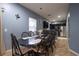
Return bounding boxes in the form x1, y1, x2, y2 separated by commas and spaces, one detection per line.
52, 20, 55, 22
58, 15, 61, 18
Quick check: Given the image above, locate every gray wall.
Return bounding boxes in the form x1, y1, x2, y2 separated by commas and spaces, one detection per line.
69, 4, 79, 53
1, 3, 45, 50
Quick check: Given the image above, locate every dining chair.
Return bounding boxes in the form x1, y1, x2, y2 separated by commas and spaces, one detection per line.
37, 30, 56, 55
46, 33, 54, 53
11, 33, 23, 56
28, 31, 34, 37
35, 31, 39, 35
50, 30, 57, 48
40, 34, 53, 55
21, 32, 29, 38
11, 33, 39, 56
37, 33, 50, 55
41, 29, 49, 38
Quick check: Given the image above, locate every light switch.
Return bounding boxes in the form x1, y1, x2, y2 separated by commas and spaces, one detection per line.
4, 28, 8, 32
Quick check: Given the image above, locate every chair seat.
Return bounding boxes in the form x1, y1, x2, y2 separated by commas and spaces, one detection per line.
20, 47, 37, 54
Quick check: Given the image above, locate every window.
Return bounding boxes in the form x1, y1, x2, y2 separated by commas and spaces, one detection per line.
29, 17, 37, 32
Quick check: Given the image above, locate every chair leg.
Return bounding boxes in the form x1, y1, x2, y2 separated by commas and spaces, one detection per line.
54, 44, 56, 48
12, 49, 14, 56
51, 46, 53, 53
45, 47, 49, 56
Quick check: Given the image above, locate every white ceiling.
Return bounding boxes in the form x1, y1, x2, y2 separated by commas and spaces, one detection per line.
20, 3, 69, 22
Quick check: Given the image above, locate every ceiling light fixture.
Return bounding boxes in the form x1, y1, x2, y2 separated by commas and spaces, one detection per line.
58, 15, 61, 18
52, 20, 55, 22
40, 8, 42, 10
15, 14, 20, 19
48, 14, 51, 16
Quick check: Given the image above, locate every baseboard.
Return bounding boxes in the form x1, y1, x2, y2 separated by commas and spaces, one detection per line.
5, 49, 12, 55
57, 37, 67, 40
69, 48, 79, 56
2, 49, 12, 56
6, 46, 24, 53
6, 49, 12, 52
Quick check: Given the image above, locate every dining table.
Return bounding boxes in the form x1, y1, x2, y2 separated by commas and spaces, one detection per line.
18, 35, 42, 47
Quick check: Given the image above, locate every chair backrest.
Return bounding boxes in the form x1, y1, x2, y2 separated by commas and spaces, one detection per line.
28, 31, 34, 37
42, 30, 54, 46
11, 33, 22, 55
48, 30, 56, 47
50, 30, 57, 40
41, 29, 49, 39
21, 32, 29, 38
44, 34, 51, 44
35, 31, 39, 35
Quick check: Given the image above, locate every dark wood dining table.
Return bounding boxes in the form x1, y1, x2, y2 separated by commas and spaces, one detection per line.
18, 35, 41, 47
